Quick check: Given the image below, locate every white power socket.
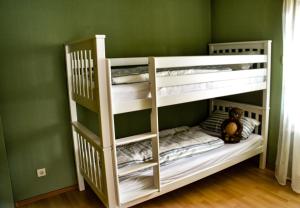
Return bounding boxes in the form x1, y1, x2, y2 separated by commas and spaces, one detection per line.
37, 168, 46, 177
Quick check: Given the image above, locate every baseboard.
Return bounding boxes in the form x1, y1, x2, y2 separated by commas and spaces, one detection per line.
15, 185, 78, 207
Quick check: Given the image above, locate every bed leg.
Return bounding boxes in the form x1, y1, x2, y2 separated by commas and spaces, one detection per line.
73, 129, 85, 191
72, 143, 85, 191
77, 169, 85, 191
259, 152, 266, 169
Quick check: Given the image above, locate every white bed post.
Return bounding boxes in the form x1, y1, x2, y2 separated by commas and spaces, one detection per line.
65, 45, 85, 191
259, 40, 272, 169
209, 99, 214, 115
149, 57, 161, 191
94, 36, 119, 208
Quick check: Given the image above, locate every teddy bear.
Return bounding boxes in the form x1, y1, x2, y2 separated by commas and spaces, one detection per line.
221, 107, 244, 143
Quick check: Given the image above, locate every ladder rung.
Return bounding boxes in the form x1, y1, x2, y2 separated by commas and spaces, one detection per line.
118, 162, 157, 177
121, 188, 158, 204
116, 132, 157, 146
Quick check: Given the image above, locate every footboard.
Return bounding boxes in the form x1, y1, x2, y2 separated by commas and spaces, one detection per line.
65, 35, 119, 208
72, 121, 108, 205
65, 36, 105, 112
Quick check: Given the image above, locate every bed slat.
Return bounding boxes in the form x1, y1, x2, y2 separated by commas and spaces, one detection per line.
116, 133, 157, 146
118, 162, 158, 177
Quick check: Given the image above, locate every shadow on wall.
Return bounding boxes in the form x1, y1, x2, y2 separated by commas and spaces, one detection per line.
0, 117, 14, 208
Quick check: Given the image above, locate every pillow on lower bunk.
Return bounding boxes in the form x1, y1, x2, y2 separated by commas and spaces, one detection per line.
199, 110, 260, 140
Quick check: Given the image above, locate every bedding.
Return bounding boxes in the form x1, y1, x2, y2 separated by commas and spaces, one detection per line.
199, 110, 260, 140
224, 51, 261, 70
111, 76, 266, 102
111, 65, 232, 84
117, 126, 224, 168
119, 133, 263, 202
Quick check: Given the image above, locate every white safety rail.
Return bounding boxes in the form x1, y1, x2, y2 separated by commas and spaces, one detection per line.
112, 55, 268, 114
72, 121, 107, 203
66, 38, 100, 112
153, 54, 267, 107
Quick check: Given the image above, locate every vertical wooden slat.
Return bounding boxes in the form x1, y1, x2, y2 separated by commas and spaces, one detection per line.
89, 50, 94, 100
76, 134, 82, 170
87, 143, 92, 182
75, 52, 79, 95
84, 138, 88, 175
80, 50, 85, 97
89, 145, 95, 184
255, 113, 259, 134
91, 147, 98, 188
70, 53, 75, 94
81, 136, 86, 172
93, 148, 99, 189
73, 52, 78, 94
90, 146, 94, 184
100, 150, 106, 194
80, 136, 86, 174
76, 51, 82, 96
87, 142, 92, 178
84, 50, 89, 99
81, 138, 85, 174
95, 151, 102, 191
84, 139, 89, 176
209, 100, 214, 115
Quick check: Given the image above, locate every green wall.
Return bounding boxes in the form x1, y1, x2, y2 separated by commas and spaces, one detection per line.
0, 0, 283, 201
211, 0, 283, 169
0, 0, 211, 201
0, 117, 14, 208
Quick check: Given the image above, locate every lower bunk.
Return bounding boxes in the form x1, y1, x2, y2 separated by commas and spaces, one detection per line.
73, 99, 267, 208
118, 129, 263, 206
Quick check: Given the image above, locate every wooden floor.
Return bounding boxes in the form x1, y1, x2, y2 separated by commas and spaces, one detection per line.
23, 161, 300, 208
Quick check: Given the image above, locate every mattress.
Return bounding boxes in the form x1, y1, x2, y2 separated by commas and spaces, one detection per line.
119, 133, 263, 201
112, 76, 266, 102
111, 65, 233, 84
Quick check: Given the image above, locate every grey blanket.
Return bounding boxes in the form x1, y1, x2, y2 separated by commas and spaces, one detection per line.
117, 126, 224, 168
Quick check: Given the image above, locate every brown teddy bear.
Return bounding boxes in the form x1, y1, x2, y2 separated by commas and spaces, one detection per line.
221, 108, 243, 143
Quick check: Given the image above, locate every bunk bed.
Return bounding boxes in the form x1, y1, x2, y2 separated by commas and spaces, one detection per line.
64, 35, 271, 208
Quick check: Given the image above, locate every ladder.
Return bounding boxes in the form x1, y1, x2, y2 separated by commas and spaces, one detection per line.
111, 57, 160, 204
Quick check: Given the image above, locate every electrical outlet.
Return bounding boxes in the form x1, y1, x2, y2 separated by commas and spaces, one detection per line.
37, 168, 46, 177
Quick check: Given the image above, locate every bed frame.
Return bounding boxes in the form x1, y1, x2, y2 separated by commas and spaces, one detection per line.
64, 35, 271, 208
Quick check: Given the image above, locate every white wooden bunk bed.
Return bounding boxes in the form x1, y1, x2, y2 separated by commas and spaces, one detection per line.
64, 35, 271, 208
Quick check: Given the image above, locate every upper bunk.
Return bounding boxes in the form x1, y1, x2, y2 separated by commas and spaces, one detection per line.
65, 35, 271, 115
